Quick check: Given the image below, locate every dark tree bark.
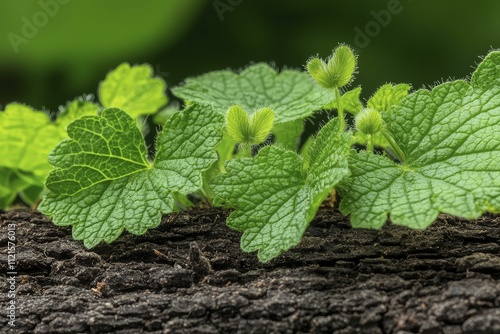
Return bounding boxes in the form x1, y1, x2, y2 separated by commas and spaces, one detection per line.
1, 208, 500, 334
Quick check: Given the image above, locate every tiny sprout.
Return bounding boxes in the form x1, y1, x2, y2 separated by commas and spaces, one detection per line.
355, 108, 383, 136
249, 107, 274, 144
306, 45, 357, 89
226, 105, 250, 144
226, 105, 274, 145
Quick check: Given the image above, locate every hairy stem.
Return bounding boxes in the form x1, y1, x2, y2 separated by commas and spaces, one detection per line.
367, 134, 374, 153
334, 87, 345, 130
239, 144, 252, 157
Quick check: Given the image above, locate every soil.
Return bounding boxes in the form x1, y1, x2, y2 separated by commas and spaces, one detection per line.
1, 208, 500, 334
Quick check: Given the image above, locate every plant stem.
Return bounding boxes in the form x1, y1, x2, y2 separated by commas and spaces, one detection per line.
334, 87, 345, 130
382, 132, 406, 163
367, 135, 374, 153
239, 144, 252, 157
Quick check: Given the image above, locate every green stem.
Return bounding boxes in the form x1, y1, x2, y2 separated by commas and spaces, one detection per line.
382, 132, 406, 162
334, 87, 345, 130
195, 179, 213, 208
239, 144, 252, 157
367, 134, 374, 153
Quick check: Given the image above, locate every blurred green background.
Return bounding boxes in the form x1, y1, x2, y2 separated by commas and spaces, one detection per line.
1, 0, 499, 112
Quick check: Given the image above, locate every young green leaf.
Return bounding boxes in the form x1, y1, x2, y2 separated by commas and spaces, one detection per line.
210, 118, 350, 262
352, 84, 410, 150
225, 105, 274, 145
39, 105, 223, 248
340, 51, 500, 229
307, 45, 357, 89
56, 98, 101, 129
367, 83, 411, 112
99, 63, 167, 118
172, 63, 333, 124
341, 87, 364, 114
249, 107, 274, 144
226, 105, 251, 144
323, 87, 363, 114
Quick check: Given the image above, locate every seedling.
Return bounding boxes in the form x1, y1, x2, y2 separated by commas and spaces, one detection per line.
307, 45, 357, 129
1, 46, 499, 263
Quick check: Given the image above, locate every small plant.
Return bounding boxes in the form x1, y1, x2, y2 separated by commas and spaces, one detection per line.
1, 46, 499, 262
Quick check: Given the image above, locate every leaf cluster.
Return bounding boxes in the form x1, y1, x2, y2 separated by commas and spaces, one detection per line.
1, 47, 499, 262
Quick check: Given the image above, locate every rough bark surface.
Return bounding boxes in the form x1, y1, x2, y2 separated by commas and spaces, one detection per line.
1, 208, 500, 334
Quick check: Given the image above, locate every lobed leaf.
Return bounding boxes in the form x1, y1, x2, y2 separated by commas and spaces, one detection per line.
99, 63, 167, 118
172, 63, 333, 124
56, 99, 101, 130
211, 118, 350, 262
0, 105, 61, 207
323, 87, 363, 114
367, 83, 411, 112
273, 119, 304, 151
340, 51, 500, 229
39, 105, 223, 248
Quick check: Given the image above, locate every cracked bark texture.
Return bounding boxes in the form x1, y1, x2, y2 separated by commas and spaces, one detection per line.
1, 208, 500, 334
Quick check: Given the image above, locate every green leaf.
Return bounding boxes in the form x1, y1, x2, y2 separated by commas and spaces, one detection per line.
56, 98, 100, 130
152, 103, 181, 125
0, 101, 99, 208
217, 131, 237, 169
324, 87, 363, 114
44, 108, 151, 196
0, 103, 64, 207
367, 83, 411, 112
0, 104, 66, 179
299, 136, 315, 170
340, 52, 500, 229
341, 87, 364, 114
0, 168, 39, 209
226, 105, 251, 144
274, 119, 304, 151
307, 45, 357, 89
172, 63, 333, 124
210, 118, 350, 262
19, 185, 44, 206
99, 63, 167, 118
249, 107, 275, 144
39, 105, 223, 248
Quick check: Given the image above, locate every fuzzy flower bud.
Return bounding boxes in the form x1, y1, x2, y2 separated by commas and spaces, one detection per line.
355, 108, 383, 135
